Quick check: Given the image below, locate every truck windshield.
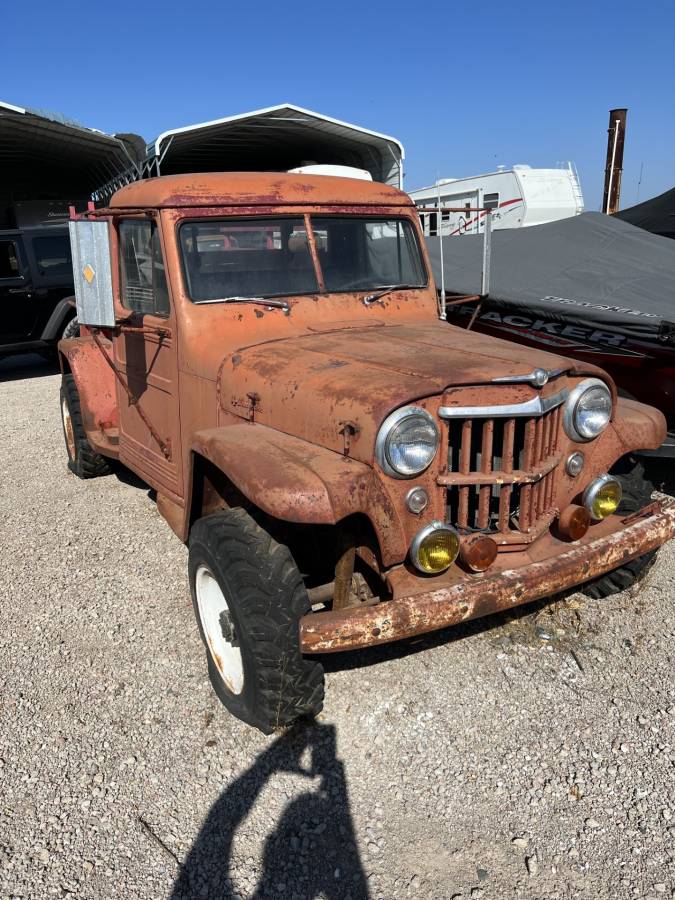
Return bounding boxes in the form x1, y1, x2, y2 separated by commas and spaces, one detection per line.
179, 215, 426, 302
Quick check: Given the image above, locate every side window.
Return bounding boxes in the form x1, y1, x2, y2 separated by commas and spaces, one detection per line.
33, 235, 72, 277
483, 192, 499, 210
0, 240, 21, 279
119, 219, 170, 316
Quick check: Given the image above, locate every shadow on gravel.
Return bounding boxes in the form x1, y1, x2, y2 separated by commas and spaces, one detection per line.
172, 721, 369, 900
0, 353, 59, 382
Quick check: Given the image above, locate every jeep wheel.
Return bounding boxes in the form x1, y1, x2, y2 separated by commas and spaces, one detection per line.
60, 374, 111, 479
61, 316, 80, 341
583, 455, 657, 599
189, 508, 325, 733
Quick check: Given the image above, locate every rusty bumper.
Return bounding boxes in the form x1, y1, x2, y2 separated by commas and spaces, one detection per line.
299, 499, 675, 653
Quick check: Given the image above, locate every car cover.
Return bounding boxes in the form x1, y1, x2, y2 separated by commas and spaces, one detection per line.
614, 186, 675, 240
425, 212, 675, 344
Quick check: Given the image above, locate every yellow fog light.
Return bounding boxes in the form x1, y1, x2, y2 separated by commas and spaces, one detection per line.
582, 475, 622, 521
411, 522, 460, 574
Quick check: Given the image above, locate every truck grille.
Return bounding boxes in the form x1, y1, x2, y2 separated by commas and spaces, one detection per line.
440, 401, 564, 537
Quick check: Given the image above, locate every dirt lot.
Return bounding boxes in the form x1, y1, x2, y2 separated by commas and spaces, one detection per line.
0, 356, 673, 900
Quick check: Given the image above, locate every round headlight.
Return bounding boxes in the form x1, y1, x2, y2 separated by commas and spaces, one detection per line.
583, 474, 622, 520
376, 406, 439, 478
411, 522, 460, 573
564, 379, 612, 442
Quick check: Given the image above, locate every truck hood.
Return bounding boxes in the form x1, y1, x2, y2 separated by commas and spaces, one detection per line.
220, 322, 599, 461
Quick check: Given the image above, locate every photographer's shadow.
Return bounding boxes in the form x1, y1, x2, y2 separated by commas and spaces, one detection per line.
172, 721, 369, 900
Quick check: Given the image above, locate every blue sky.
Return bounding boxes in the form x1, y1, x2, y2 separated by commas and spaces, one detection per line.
4, 0, 674, 210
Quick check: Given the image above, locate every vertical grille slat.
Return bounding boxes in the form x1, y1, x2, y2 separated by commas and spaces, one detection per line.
477, 420, 494, 529
444, 398, 562, 537
518, 419, 537, 532
457, 419, 472, 528
498, 418, 515, 531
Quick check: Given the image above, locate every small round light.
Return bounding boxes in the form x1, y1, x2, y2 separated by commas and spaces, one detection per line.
564, 379, 612, 442
558, 504, 591, 541
583, 475, 622, 521
460, 533, 498, 572
376, 406, 439, 478
406, 486, 429, 515
532, 367, 549, 387
411, 522, 460, 574
566, 451, 585, 477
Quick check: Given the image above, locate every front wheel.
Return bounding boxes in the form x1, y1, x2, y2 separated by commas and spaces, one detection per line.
582, 455, 657, 599
189, 508, 325, 733
60, 374, 111, 479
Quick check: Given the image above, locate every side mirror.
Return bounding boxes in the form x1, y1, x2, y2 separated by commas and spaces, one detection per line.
69, 220, 115, 328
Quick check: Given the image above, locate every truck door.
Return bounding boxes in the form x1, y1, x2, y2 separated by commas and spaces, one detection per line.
114, 218, 183, 499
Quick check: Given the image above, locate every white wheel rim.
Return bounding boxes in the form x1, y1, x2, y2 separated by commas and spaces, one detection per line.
195, 564, 245, 695
61, 396, 76, 460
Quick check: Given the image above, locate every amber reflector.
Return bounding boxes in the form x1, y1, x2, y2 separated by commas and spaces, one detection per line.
460, 534, 498, 572
559, 504, 591, 541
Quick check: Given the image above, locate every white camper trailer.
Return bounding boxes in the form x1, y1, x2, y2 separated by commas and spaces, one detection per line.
411, 164, 584, 237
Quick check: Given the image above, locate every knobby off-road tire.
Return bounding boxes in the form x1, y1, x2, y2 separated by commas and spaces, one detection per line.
582, 455, 657, 599
188, 508, 325, 733
61, 316, 80, 341
60, 374, 111, 479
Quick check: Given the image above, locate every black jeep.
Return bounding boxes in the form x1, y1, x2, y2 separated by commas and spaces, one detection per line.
0, 224, 78, 358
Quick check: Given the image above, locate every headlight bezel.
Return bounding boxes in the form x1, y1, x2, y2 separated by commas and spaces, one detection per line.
410, 520, 460, 573
563, 378, 612, 443
375, 405, 440, 479
582, 473, 622, 520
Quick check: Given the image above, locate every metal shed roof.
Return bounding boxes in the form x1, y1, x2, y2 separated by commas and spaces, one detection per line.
0, 100, 134, 199
150, 104, 404, 187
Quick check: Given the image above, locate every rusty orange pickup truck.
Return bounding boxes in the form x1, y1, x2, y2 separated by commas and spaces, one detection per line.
58, 173, 675, 731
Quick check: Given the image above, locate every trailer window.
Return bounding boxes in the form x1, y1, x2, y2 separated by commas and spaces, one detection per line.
483, 193, 499, 210
179, 218, 318, 301
119, 220, 170, 317
0, 241, 21, 279
33, 235, 72, 277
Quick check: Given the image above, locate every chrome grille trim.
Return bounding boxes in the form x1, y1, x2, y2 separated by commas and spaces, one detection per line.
438, 388, 568, 420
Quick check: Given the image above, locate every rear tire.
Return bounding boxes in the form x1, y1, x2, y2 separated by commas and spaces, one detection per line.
60, 374, 111, 479
189, 508, 325, 733
582, 455, 657, 599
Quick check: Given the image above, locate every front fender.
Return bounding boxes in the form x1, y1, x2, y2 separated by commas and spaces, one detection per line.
58, 335, 118, 438
611, 397, 666, 454
191, 423, 408, 564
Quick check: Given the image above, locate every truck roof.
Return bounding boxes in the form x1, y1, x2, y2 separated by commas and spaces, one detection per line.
108, 172, 412, 209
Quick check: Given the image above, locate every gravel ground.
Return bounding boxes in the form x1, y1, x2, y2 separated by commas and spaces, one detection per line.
0, 355, 673, 900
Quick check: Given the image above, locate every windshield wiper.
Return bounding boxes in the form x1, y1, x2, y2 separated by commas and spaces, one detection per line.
363, 284, 419, 306
195, 296, 290, 311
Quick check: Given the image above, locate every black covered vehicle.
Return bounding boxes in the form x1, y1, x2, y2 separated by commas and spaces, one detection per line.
0, 224, 78, 358
427, 212, 675, 457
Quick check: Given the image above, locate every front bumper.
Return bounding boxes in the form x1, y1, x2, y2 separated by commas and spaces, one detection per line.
299, 498, 675, 653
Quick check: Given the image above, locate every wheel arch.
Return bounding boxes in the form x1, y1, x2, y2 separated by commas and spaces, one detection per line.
186, 423, 407, 567
41, 296, 77, 342
57, 335, 118, 438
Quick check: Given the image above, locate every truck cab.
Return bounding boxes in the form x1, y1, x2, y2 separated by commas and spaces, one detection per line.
58, 172, 675, 732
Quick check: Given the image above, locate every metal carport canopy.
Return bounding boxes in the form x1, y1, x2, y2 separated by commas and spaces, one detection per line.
151, 104, 404, 187
0, 100, 132, 199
